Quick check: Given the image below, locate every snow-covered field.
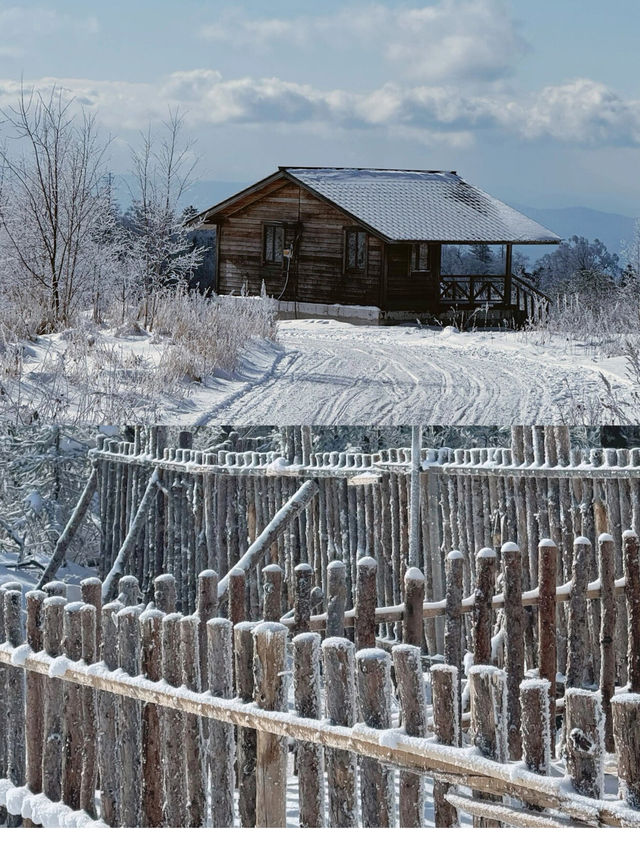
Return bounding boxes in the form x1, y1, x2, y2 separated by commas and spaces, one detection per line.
2, 319, 635, 425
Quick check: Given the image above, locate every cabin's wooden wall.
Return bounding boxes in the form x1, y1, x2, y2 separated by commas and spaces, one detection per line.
217, 181, 384, 307
385, 244, 441, 312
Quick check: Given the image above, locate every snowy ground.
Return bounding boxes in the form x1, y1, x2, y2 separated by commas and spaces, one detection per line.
2, 319, 635, 424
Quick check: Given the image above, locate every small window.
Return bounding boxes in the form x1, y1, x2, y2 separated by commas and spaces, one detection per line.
263, 223, 284, 264
345, 229, 367, 272
411, 242, 431, 272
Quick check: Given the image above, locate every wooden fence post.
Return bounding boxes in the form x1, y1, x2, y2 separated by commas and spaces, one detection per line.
80, 603, 98, 818
228, 566, 246, 625
566, 537, 591, 688
5, 589, 25, 827
154, 573, 177, 613
473, 548, 496, 665
262, 564, 283, 622
322, 636, 358, 827
208, 618, 235, 827
294, 563, 313, 635
356, 647, 395, 827
520, 679, 551, 776
431, 664, 460, 826
612, 694, 640, 809
97, 599, 122, 826
469, 665, 507, 827
393, 644, 427, 827
403, 567, 425, 647
139, 608, 164, 827
197, 569, 218, 701
42, 596, 66, 807
598, 533, 616, 752
80, 577, 102, 652
161, 612, 187, 826
502, 542, 524, 760
42, 580, 67, 598
355, 556, 377, 650
253, 622, 289, 827
623, 530, 640, 692
234, 621, 257, 827
538, 538, 558, 754
118, 574, 140, 606
180, 614, 206, 827
24, 590, 46, 821
61, 601, 84, 813
293, 632, 324, 827
326, 560, 347, 638
565, 688, 604, 799
117, 605, 142, 826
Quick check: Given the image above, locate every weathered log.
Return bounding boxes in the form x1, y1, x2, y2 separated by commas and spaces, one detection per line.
393, 644, 426, 826
431, 663, 460, 825
25, 591, 46, 810
355, 556, 377, 650
117, 606, 142, 826
262, 564, 283, 622
208, 618, 235, 827
139, 608, 164, 827
118, 574, 140, 606
153, 572, 177, 614
253, 622, 289, 827
520, 679, 551, 776
623, 530, 640, 692
161, 612, 187, 826
97, 599, 122, 826
228, 566, 246, 625
323, 636, 358, 827
293, 632, 324, 827
326, 560, 347, 638
180, 614, 206, 826
599, 533, 616, 752
403, 566, 425, 647
234, 621, 257, 827
612, 693, 640, 809
4, 589, 25, 827
473, 548, 496, 665
356, 647, 395, 827
469, 665, 507, 827
565, 688, 604, 799
79, 603, 98, 818
293, 562, 313, 635
36, 465, 99, 589
538, 539, 558, 753
566, 537, 592, 688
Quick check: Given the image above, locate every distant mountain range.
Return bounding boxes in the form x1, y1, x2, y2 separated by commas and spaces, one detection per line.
113, 175, 637, 267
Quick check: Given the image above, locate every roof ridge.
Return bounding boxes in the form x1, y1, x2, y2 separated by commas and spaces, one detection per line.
281, 166, 458, 175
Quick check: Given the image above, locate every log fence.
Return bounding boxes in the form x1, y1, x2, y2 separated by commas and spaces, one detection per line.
3, 527, 640, 828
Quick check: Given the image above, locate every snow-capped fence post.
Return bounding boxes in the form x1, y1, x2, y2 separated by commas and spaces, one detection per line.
253, 622, 289, 828
262, 564, 283, 622
228, 567, 246, 625
294, 563, 313, 635
42, 596, 66, 806
356, 648, 395, 827
431, 663, 460, 826
612, 694, 640, 809
502, 542, 524, 760
208, 618, 235, 827
565, 688, 604, 799
24, 590, 46, 825
117, 606, 142, 827
403, 566, 425, 647
538, 539, 558, 753
293, 632, 325, 827
355, 556, 377, 649
566, 537, 592, 689
5, 588, 25, 827
139, 608, 164, 827
473, 548, 496, 665
234, 621, 257, 827
43, 580, 67, 598
97, 600, 122, 826
197, 570, 218, 698
623, 530, 640, 692
520, 679, 551, 776
326, 560, 347, 638
469, 665, 507, 827
598, 533, 616, 752
161, 612, 187, 826
392, 644, 427, 827
80, 577, 102, 652
180, 615, 206, 827
323, 636, 358, 827
154, 573, 177, 614
118, 574, 140, 606
79, 604, 98, 818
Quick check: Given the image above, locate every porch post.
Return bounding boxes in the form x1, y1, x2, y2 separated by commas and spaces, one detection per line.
504, 243, 513, 306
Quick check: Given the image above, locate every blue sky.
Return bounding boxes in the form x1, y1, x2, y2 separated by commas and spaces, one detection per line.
0, 0, 638, 214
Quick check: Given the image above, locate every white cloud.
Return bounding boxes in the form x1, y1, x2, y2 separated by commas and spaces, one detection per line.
201, 0, 528, 84
0, 5, 99, 56
0, 72, 638, 150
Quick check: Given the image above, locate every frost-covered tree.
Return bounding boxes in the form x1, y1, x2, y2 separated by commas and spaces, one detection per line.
120, 112, 205, 328
533, 235, 621, 291
0, 86, 111, 336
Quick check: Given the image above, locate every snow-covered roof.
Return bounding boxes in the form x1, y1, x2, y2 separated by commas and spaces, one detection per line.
282, 167, 560, 244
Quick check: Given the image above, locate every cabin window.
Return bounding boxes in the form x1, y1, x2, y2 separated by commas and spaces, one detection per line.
263, 223, 285, 264
410, 242, 431, 272
345, 229, 368, 272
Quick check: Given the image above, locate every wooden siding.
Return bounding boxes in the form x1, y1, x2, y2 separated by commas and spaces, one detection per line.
216, 177, 441, 313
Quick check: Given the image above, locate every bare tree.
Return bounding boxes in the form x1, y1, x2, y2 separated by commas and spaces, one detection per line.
0, 86, 111, 334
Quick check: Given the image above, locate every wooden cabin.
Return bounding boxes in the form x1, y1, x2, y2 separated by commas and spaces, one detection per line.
190, 167, 560, 325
